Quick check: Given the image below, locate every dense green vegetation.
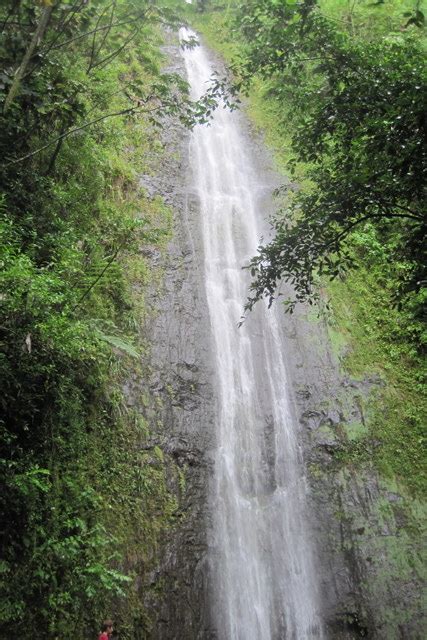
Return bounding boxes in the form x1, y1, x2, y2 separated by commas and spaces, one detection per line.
196, 0, 427, 323
0, 1, 212, 637
1, 0, 425, 636
189, 1, 426, 493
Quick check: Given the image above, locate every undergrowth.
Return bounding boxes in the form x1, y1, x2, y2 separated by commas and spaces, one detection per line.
0, 4, 181, 637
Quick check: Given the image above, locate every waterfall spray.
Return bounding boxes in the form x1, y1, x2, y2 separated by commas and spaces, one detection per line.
181, 27, 324, 640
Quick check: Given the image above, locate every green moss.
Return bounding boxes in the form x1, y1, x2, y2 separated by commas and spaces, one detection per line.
327, 268, 426, 495
344, 421, 369, 442
190, 7, 241, 62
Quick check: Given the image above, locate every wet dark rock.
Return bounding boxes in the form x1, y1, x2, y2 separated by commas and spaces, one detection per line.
295, 384, 312, 400
278, 301, 425, 638
119, 31, 217, 640
328, 611, 369, 638
300, 409, 324, 430
341, 378, 360, 390
140, 245, 162, 261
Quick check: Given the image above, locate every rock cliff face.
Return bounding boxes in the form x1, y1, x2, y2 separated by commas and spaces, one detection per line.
137, 33, 425, 640
134, 36, 217, 640
282, 307, 425, 639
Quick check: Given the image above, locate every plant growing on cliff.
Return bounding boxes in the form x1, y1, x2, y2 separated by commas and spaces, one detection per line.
233, 0, 426, 344
0, 0, 220, 636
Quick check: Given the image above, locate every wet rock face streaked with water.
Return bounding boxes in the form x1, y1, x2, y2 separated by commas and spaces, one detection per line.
141, 29, 425, 640
181, 27, 324, 640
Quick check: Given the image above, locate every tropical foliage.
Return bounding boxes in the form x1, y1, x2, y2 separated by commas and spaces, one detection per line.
233, 1, 426, 343
0, 1, 210, 637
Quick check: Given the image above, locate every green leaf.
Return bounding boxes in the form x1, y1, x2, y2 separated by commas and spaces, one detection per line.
94, 329, 140, 358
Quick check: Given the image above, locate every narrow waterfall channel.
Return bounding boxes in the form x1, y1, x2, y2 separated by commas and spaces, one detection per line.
181, 28, 324, 640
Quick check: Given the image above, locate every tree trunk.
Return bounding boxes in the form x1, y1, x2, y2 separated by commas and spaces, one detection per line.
3, 4, 54, 113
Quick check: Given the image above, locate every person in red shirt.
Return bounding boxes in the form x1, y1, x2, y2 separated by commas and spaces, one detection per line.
98, 619, 113, 640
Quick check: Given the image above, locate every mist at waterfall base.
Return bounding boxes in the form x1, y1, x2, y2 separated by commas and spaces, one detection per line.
180, 27, 325, 640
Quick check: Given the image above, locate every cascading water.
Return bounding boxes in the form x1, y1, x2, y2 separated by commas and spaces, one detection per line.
180, 27, 325, 640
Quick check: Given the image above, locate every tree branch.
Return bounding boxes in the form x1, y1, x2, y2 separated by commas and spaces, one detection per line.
47, 15, 142, 52
3, 104, 146, 167
88, 30, 138, 74
0, 3, 18, 32
45, 126, 67, 176
322, 211, 422, 251
88, 1, 115, 73
93, 0, 116, 65
31, 0, 87, 67
380, 201, 423, 221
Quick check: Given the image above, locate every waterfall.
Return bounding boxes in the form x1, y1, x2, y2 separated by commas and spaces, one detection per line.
180, 28, 324, 640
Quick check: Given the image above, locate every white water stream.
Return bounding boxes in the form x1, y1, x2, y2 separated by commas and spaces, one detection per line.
180, 28, 324, 640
